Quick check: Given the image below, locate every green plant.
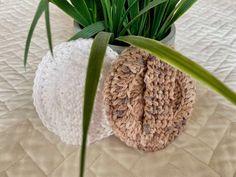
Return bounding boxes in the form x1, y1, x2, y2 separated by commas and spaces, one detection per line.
24, 1, 236, 177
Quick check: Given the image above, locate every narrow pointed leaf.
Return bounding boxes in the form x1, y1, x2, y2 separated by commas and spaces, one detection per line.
45, 1, 53, 56
117, 35, 236, 105
24, 0, 47, 67
157, 0, 197, 38
51, 0, 89, 26
138, 0, 149, 35
168, 0, 197, 27
128, 0, 139, 34
117, 0, 139, 34
150, 1, 168, 38
112, 0, 126, 35
85, 0, 100, 21
163, 0, 180, 21
100, 0, 109, 31
70, 0, 92, 23
119, 0, 168, 36
80, 32, 112, 177
143, 12, 151, 37
101, 0, 113, 31
85, 0, 95, 11
69, 21, 105, 41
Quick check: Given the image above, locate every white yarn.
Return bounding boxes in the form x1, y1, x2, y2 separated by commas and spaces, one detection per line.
33, 39, 118, 145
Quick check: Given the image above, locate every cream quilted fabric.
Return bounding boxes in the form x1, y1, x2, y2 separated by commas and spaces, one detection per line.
0, 0, 236, 177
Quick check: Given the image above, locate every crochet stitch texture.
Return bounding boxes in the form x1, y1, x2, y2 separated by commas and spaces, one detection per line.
104, 47, 196, 151
33, 39, 117, 145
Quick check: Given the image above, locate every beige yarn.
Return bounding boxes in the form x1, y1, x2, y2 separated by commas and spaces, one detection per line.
103, 47, 196, 152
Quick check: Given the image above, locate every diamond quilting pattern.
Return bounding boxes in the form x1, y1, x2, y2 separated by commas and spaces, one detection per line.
0, 0, 236, 177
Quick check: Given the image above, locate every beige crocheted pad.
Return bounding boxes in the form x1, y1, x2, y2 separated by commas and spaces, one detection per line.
1, 0, 236, 176
104, 47, 196, 151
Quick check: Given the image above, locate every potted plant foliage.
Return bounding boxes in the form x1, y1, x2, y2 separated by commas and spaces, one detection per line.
24, 0, 236, 177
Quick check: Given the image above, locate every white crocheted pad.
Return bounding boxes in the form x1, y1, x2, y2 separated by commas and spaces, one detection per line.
33, 39, 118, 145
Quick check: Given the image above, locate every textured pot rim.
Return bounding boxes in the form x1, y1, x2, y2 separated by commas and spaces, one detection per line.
73, 22, 176, 53
159, 25, 176, 44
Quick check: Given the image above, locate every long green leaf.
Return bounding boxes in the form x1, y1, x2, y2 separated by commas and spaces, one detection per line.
45, 1, 53, 55
119, 0, 168, 36
85, 0, 95, 12
154, 0, 180, 39
157, 0, 197, 39
100, 0, 109, 31
168, 0, 197, 27
162, 0, 180, 21
150, 1, 168, 38
101, 0, 113, 32
80, 32, 112, 177
143, 11, 151, 37
117, 0, 138, 34
138, 0, 149, 35
51, 0, 89, 27
105, 0, 113, 32
24, 0, 47, 67
117, 35, 236, 105
128, 0, 139, 34
85, 0, 99, 21
94, 0, 104, 21
112, 0, 126, 36
69, 21, 105, 41
70, 0, 93, 24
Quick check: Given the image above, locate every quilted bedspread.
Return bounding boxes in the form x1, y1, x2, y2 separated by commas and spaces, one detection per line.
1, 0, 236, 177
